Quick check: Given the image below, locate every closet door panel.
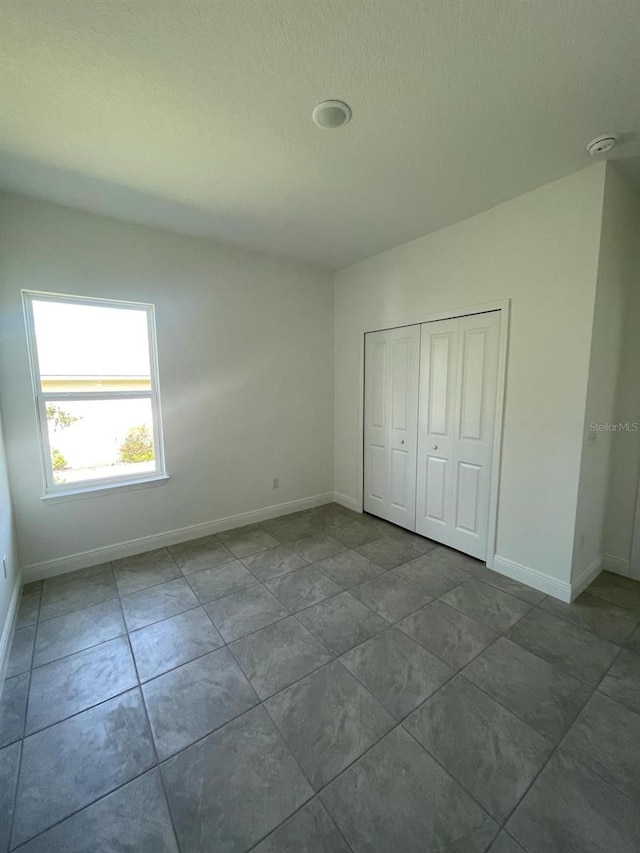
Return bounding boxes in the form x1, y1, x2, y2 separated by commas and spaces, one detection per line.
416, 320, 458, 538
364, 326, 420, 529
450, 313, 500, 557
363, 334, 388, 517
416, 311, 500, 559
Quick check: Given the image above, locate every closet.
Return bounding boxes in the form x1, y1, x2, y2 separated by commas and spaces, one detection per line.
363, 311, 500, 560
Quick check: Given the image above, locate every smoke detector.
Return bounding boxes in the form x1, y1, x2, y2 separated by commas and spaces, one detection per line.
312, 100, 352, 129
586, 134, 617, 156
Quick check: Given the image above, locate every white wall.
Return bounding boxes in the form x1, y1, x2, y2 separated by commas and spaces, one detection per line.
599, 168, 640, 575
0, 193, 334, 573
572, 165, 640, 580
0, 408, 20, 679
334, 164, 606, 588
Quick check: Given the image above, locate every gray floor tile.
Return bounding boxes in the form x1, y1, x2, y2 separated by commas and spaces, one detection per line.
130, 606, 223, 681
341, 626, 453, 719
382, 526, 437, 554
143, 647, 259, 759
230, 616, 332, 699
26, 635, 137, 734
404, 675, 552, 820
12, 689, 155, 848
313, 502, 360, 521
0, 741, 20, 853
393, 552, 470, 596
6, 625, 35, 677
39, 570, 117, 621
42, 564, 110, 588
22, 580, 43, 593
428, 545, 484, 572
297, 591, 387, 655
587, 570, 640, 614
464, 637, 592, 740
33, 598, 125, 667
240, 546, 307, 582
357, 513, 399, 536
9, 505, 639, 853
112, 549, 181, 596
265, 660, 394, 789
325, 520, 382, 549
627, 623, 640, 654
0, 672, 28, 748
321, 727, 497, 853
162, 705, 313, 853
253, 798, 351, 853
289, 534, 345, 563
561, 691, 640, 799
217, 525, 280, 558
261, 516, 317, 543
441, 579, 532, 633
465, 564, 547, 605
488, 833, 527, 853
265, 565, 341, 611
121, 577, 199, 631
355, 535, 423, 570
168, 535, 235, 574
398, 599, 498, 670
540, 592, 640, 644
205, 584, 288, 642
599, 649, 640, 713
507, 750, 640, 853
350, 572, 432, 622
16, 770, 179, 853
15, 588, 41, 629
186, 560, 259, 604
314, 550, 385, 589
507, 607, 619, 685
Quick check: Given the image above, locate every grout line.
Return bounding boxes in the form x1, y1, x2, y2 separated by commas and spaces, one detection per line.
399, 720, 499, 827
37, 567, 117, 625
473, 643, 640, 843
120, 582, 184, 853
111, 593, 183, 851
535, 595, 640, 644
7, 707, 27, 850
9, 767, 170, 852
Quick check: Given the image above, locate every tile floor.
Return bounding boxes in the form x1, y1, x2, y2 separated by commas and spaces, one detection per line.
1, 502, 640, 852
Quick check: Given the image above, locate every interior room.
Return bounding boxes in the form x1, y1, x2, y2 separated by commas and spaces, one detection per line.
1, 1, 639, 851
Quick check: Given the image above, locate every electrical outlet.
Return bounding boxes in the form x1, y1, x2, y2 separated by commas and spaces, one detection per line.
272, 478, 279, 489
2, 556, 7, 579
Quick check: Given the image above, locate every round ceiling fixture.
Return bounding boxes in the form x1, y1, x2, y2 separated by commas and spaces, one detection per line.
312, 100, 352, 129
586, 134, 617, 156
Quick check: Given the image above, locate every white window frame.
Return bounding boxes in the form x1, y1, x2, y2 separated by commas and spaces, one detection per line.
22, 290, 168, 498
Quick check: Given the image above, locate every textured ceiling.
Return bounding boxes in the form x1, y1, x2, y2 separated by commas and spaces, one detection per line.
1, 0, 639, 269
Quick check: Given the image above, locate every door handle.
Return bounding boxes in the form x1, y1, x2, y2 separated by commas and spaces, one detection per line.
433, 445, 438, 450
400, 439, 405, 445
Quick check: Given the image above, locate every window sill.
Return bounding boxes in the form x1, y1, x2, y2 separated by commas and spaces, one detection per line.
41, 474, 170, 503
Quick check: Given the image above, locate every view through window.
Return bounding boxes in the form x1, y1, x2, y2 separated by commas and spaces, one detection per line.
23, 292, 165, 493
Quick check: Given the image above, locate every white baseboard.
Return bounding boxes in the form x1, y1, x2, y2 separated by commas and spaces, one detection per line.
333, 492, 362, 513
602, 554, 636, 579
492, 556, 574, 603
0, 575, 22, 693
493, 555, 602, 603
21, 492, 335, 584
570, 557, 603, 601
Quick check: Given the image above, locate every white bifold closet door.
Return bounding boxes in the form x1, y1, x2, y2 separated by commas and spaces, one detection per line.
363, 325, 420, 530
415, 311, 500, 558
363, 311, 500, 560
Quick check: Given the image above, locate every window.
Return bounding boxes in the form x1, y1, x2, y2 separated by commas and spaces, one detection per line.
23, 291, 167, 496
